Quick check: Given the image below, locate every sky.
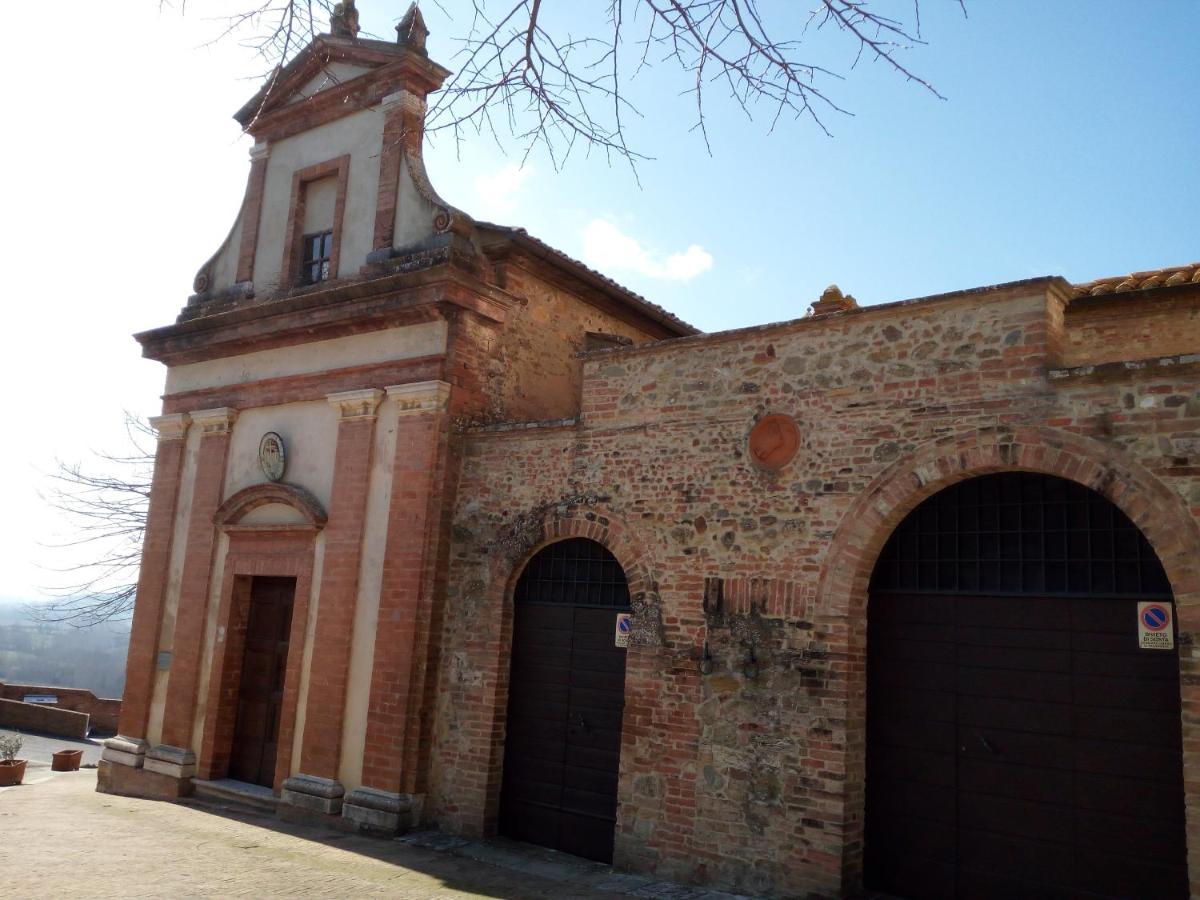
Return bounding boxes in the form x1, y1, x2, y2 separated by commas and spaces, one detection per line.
1, 1, 1196, 602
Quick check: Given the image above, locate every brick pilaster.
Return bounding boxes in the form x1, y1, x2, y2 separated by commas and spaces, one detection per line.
235, 142, 270, 283
296, 389, 384, 779
371, 92, 407, 253
360, 380, 452, 792
115, 414, 191, 740
159, 408, 237, 749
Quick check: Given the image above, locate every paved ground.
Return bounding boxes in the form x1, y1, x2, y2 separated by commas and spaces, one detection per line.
0, 771, 748, 899
0, 728, 103, 790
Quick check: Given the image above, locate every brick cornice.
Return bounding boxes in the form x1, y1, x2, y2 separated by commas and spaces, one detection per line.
138, 266, 514, 366
327, 388, 385, 419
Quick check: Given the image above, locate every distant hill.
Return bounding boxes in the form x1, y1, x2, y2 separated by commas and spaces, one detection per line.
0, 598, 130, 699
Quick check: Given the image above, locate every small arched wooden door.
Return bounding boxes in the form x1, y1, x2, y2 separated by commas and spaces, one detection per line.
499, 538, 631, 863
865, 472, 1186, 899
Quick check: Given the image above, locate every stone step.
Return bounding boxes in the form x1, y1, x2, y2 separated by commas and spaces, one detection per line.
192, 778, 279, 816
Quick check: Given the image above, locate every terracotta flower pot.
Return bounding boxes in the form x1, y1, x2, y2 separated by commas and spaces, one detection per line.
0, 760, 27, 787
52, 749, 84, 772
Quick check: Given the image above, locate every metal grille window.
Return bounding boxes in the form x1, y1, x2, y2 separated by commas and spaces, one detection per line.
871, 472, 1170, 598
300, 230, 333, 285
514, 538, 630, 608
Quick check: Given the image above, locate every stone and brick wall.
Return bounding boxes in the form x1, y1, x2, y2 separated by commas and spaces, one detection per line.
1062, 287, 1200, 367
0, 682, 120, 734
432, 278, 1200, 897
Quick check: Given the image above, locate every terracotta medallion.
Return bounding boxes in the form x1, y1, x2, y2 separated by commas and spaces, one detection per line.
748, 414, 800, 471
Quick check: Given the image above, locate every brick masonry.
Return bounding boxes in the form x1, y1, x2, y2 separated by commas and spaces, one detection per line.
0, 683, 121, 735
433, 279, 1200, 897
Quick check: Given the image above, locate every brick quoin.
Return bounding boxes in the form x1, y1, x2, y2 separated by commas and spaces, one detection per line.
117, 418, 188, 739
159, 414, 234, 749
298, 402, 379, 779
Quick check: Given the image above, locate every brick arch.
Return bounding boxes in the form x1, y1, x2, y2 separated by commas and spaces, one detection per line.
816, 424, 1200, 892
505, 510, 656, 616
213, 483, 327, 529
476, 508, 658, 835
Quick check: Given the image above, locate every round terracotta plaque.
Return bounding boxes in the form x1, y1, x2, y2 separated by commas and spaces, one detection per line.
748, 414, 800, 471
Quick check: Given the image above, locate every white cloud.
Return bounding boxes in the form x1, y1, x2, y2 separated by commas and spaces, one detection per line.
473, 162, 535, 220
582, 219, 713, 281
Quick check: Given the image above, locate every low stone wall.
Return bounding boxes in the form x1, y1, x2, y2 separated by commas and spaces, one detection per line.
0, 697, 90, 740
0, 682, 120, 734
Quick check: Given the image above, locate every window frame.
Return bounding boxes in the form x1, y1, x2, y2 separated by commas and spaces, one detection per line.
280, 155, 351, 289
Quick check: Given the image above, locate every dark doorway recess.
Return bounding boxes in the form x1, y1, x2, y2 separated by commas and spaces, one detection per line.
500, 538, 631, 864
865, 472, 1186, 900
229, 576, 295, 787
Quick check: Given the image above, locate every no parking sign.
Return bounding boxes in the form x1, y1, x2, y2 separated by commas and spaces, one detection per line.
1138, 601, 1174, 650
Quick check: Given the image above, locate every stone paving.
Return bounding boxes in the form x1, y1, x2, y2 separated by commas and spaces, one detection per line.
0, 771, 752, 899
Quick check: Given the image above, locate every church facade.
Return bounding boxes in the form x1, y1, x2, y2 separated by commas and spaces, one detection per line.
101, 7, 1200, 898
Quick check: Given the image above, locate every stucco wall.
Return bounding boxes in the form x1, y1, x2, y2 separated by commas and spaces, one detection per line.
253, 107, 384, 292
433, 283, 1200, 896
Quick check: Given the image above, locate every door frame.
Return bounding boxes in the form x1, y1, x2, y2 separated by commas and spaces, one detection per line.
196, 485, 324, 792
817, 427, 1200, 893
481, 514, 658, 862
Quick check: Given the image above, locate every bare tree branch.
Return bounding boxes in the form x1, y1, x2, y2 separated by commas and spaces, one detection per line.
166, 0, 965, 169
33, 413, 154, 628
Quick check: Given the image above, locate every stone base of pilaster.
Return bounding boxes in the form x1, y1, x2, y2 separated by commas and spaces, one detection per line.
96, 760, 194, 800
341, 787, 418, 835
143, 744, 197, 780
99, 735, 148, 769
280, 773, 344, 815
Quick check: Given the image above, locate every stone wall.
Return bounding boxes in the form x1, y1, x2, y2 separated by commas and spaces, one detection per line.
431, 278, 1200, 897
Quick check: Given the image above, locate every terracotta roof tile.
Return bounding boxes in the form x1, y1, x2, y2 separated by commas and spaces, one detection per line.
1071, 263, 1200, 298
475, 223, 700, 336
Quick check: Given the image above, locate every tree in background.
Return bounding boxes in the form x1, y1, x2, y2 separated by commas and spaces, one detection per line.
199, 0, 965, 168
36, 415, 153, 627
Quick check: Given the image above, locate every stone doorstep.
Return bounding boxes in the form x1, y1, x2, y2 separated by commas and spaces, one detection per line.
396, 831, 755, 900
191, 778, 279, 816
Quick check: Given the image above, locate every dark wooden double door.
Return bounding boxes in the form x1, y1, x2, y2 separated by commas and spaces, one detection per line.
229, 576, 295, 787
500, 539, 631, 863
866, 474, 1187, 899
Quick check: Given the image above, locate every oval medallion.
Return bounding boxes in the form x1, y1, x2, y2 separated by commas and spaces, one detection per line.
259, 432, 287, 482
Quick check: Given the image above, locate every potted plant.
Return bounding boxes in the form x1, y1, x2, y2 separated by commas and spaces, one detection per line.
0, 733, 26, 787
52, 748, 84, 772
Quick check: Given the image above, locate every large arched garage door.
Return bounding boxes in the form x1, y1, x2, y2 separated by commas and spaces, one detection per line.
499, 538, 631, 863
865, 472, 1187, 899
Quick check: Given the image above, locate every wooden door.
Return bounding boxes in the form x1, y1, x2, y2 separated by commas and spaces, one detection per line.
865, 473, 1186, 899
228, 576, 295, 787
500, 538, 630, 863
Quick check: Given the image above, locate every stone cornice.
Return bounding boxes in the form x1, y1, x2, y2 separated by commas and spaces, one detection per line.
387, 380, 450, 416
149, 413, 191, 442
248, 142, 270, 162
327, 388, 385, 419
189, 407, 238, 435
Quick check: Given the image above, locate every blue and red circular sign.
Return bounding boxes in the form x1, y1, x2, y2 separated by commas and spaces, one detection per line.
1141, 603, 1171, 632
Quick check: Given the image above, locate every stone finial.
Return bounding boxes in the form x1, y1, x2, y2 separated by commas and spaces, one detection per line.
330, 0, 361, 38
810, 283, 858, 315
396, 2, 429, 54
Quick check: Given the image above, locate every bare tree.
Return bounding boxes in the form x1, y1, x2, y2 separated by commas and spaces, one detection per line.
183, 0, 966, 168
34, 415, 154, 627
